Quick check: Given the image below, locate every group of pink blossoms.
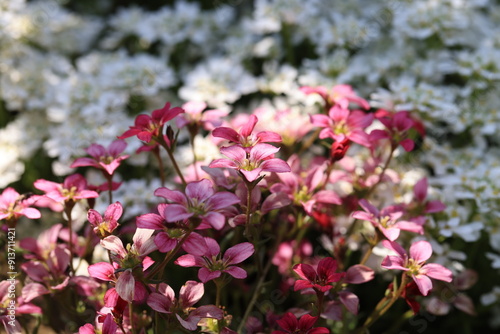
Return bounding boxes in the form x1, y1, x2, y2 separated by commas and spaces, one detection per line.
0, 84, 457, 333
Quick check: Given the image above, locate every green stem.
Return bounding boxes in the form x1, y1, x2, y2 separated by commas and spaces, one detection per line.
357, 274, 409, 332
129, 302, 137, 334
65, 204, 75, 275
366, 145, 396, 197
152, 146, 166, 187
190, 133, 199, 180
107, 174, 113, 204
157, 136, 187, 186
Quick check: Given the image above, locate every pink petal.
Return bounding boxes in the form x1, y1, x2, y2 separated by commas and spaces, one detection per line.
413, 274, 433, 296
185, 179, 215, 202
250, 143, 280, 162
86, 143, 106, 158
400, 138, 414, 152
87, 209, 103, 227
179, 281, 204, 307
33, 179, 60, 193
260, 159, 292, 173
256, 130, 282, 143
108, 139, 127, 156
224, 242, 254, 265
175, 254, 204, 268
104, 202, 123, 221
339, 290, 359, 315
212, 127, 241, 143
206, 192, 239, 210
294, 279, 313, 291
202, 211, 226, 230
413, 178, 427, 202
381, 255, 407, 271
329, 106, 349, 123
70, 157, 99, 169
276, 312, 299, 331
379, 226, 400, 241
409, 240, 433, 263
154, 187, 187, 205
155, 233, 177, 252
395, 220, 424, 234
220, 145, 246, 162
136, 213, 164, 229
100, 236, 127, 258
209, 158, 239, 169
198, 268, 221, 283
115, 270, 135, 302
182, 233, 209, 256
293, 263, 317, 281
345, 265, 375, 284
313, 190, 341, 205
425, 200, 446, 213
22, 283, 48, 302
204, 237, 220, 257
224, 266, 247, 279
240, 114, 258, 138
240, 169, 262, 182
310, 114, 332, 128
164, 204, 193, 222
420, 263, 453, 282
147, 292, 173, 313
381, 240, 407, 258
21, 207, 41, 219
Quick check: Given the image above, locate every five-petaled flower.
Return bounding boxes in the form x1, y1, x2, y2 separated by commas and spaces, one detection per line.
209, 143, 291, 182
370, 110, 416, 152
352, 199, 423, 241
310, 106, 373, 147
212, 114, 282, 149
293, 257, 346, 292
175, 234, 254, 283
272, 312, 329, 334
381, 240, 453, 296
87, 202, 123, 238
147, 280, 223, 331
118, 102, 184, 143
154, 179, 240, 230
34, 174, 99, 204
71, 139, 129, 176
301, 84, 370, 110
0, 187, 41, 223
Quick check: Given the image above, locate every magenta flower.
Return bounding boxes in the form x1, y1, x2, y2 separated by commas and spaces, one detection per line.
154, 179, 239, 230
370, 111, 416, 151
272, 313, 329, 334
147, 281, 223, 330
301, 84, 370, 110
381, 240, 453, 296
175, 234, 254, 283
411, 177, 446, 214
78, 314, 117, 334
310, 106, 373, 147
87, 202, 122, 238
0, 187, 40, 222
176, 101, 228, 131
293, 257, 346, 293
271, 156, 341, 215
95, 228, 157, 302
71, 139, 129, 176
352, 199, 423, 241
118, 102, 184, 143
1, 280, 41, 333
34, 174, 99, 204
209, 143, 291, 182
212, 114, 282, 149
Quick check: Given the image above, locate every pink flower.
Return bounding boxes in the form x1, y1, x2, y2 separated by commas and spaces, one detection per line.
95, 228, 157, 302
351, 199, 423, 241
1, 280, 41, 333
147, 281, 223, 330
176, 101, 228, 131
209, 143, 291, 182
370, 111, 416, 151
87, 202, 123, 238
154, 179, 239, 230
272, 312, 329, 334
381, 240, 453, 296
293, 257, 346, 293
301, 84, 370, 110
118, 102, 184, 143
310, 106, 373, 147
0, 188, 40, 222
71, 140, 129, 176
212, 114, 282, 149
410, 177, 446, 214
175, 234, 254, 283
271, 155, 341, 215
34, 174, 99, 204
78, 314, 118, 334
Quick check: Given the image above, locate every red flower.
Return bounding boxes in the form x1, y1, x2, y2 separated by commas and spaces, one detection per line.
118, 102, 183, 143
272, 313, 329, 334
293, 257, 345, 293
